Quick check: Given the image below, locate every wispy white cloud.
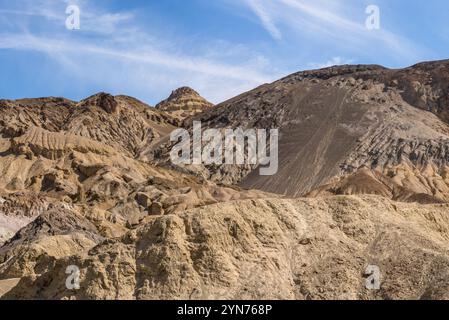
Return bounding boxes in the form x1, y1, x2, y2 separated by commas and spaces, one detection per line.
0, 0, 280, 103
236, 0, 429, 62
280, 0, 422, 59
1, 0, 434, 104
0, 33, 272, 83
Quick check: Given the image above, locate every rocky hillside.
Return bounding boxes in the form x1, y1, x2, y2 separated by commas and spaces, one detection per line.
156, 87, 213, 122
0, 93, 269, 247
1, 60, 449, 300
2, 196, 449, 300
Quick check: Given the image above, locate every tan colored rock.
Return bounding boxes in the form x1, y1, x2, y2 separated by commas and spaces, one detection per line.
11, 126, 116, 159
3, 196, 449, 300
1, 61, 449, 301
156, 87, 213, 121
135, 192, 151, 208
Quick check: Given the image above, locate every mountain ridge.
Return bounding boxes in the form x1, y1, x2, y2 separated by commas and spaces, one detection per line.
160, 60, 449, 201
1, 59, 449, 300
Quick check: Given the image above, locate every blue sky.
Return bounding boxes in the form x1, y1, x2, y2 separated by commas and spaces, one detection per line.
0, 0, 448, 104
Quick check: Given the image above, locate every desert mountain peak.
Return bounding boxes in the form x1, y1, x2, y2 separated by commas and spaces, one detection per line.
168, 86, 201, 97
155, 86, 213, 121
